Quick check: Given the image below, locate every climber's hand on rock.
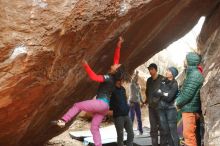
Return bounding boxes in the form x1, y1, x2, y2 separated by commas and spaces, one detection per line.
118, 36, 124, 44
82, 59, 88, 65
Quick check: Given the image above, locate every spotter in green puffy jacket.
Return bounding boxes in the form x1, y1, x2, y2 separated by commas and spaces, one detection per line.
175, 52, 204, 113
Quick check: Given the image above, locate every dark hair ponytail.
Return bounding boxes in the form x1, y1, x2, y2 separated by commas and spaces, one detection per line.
114, 65, 125, 81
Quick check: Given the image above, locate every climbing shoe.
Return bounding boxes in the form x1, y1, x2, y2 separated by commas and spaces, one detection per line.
51, 120, 66, 128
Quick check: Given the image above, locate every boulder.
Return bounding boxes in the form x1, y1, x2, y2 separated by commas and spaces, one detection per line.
198, 3, 220, 145
0, 0, 219, 145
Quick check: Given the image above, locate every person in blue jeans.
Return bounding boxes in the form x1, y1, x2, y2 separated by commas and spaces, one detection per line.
129, 71, 144, 135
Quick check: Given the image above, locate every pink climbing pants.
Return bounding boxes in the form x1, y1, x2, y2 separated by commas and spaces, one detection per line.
62, 99, 109, 146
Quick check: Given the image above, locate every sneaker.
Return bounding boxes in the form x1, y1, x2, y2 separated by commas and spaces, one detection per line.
51, 120, 66, 128
179, 138, 185, 146
138, 131, 143, 135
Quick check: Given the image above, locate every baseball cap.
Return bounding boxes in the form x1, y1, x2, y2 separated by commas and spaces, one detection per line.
147, 63, 157, 70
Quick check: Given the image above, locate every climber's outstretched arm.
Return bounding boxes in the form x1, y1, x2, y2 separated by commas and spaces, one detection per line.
113, 36, 123, 65
82, 60, 104, 82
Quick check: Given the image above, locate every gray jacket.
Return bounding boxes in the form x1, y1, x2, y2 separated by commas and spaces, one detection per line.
129, 81, 143, 103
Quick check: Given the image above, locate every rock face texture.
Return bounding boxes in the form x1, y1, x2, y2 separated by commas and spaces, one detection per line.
0, 0, 219, 146
198, 3, 220, 145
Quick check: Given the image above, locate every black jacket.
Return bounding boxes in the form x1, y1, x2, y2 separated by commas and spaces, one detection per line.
110, 86, 130, 117
146, 74, 164, 108
96, 74, 115, 100
156, 78, 178, 109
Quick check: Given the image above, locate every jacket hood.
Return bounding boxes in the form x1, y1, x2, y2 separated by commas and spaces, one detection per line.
186, 52, 201, 66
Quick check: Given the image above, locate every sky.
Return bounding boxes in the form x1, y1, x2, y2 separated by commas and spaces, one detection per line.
137, 16, 206, 79
165, 16, 205, 66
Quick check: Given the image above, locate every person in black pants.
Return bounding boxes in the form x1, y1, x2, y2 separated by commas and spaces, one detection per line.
144, 63, 164, 146
154, 67, 179, 146
110, 79, 134, 146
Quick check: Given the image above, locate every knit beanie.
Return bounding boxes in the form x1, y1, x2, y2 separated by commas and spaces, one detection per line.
168, 67, 179, 78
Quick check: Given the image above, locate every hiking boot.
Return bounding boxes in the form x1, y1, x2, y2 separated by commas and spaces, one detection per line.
51, 120, 66, 128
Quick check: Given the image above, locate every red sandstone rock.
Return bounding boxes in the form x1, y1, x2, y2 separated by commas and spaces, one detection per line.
0, 0, 219, 145
198, 4, 220, 145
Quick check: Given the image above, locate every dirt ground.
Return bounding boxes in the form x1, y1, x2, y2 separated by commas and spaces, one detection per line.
46, 106, 149, 146
46, 77, 150, 146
